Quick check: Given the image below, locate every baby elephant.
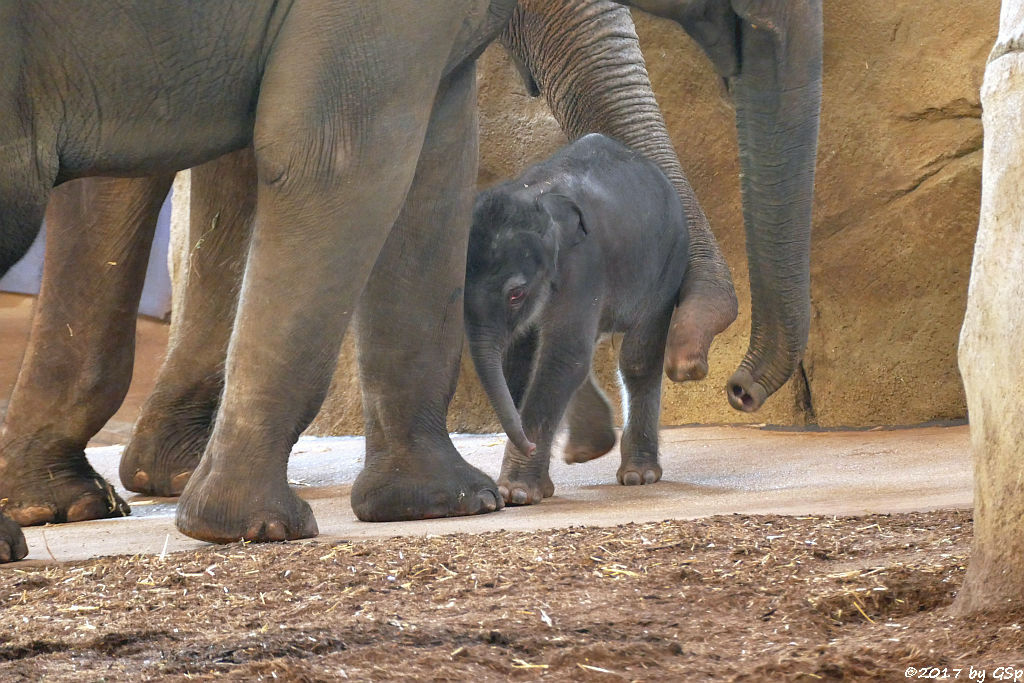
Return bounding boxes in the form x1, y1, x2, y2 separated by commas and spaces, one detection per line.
465, 133, 689, 505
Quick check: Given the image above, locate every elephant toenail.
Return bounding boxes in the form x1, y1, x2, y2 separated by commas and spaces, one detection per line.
511, 489, 528, 505
132, 471, 150, 490
479, 490, 498, 512
303, 515, 319, 537
264, 521, 287, 542
643, 470, 657, 484
12, 505, 54, 527
0, 541, 11, 563
623, 471, 641, 486
170, 471, 192, 496
67, 497, 106, 522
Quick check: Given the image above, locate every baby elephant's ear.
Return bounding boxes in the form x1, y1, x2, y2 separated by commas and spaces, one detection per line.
537, 192, 588, 248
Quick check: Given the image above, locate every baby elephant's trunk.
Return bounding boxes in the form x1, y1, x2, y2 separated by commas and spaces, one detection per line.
468, 336, 536, 457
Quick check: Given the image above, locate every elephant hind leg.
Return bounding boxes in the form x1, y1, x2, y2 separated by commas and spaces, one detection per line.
617, 308, 673, 486
563, 371, 617, 464
121, 150, 255, 496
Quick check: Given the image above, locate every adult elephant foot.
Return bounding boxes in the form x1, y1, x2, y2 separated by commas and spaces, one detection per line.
0, 511, 28, 563
120, 379, 220, 496
0, 444, 130, 525
175, 458, 318, 543
351, 445, 503, 522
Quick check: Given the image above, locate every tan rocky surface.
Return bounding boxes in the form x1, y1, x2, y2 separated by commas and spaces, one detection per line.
311, 2, 996, 434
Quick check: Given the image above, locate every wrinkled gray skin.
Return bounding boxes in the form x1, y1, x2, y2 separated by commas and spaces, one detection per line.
522, 0, 822, 409
466, 134, 689, 505
0, 0, 725, 560
0, 0, 520, 552
0, 0, 821, 560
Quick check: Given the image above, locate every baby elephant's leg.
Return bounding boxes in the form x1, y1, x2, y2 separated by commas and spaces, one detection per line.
498, 332, 594, 505
617, 310, 673, 485
563, 371, 617, 464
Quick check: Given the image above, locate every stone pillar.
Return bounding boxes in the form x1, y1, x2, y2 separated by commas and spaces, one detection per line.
956, 0, 1024, 614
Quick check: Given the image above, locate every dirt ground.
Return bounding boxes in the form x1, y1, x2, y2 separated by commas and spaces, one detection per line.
3, 508, 1021, 681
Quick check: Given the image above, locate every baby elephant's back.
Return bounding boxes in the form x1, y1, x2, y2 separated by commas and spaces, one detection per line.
560, 134, 690, 326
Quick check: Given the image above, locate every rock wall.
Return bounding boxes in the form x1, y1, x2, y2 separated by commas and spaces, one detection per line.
309, 1, 997, 434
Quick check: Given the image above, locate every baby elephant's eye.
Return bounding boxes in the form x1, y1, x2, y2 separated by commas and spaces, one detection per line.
507, 286, 527, 306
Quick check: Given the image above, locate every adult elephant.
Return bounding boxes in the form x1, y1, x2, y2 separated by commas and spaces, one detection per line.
139, 0, 821, 499
0, 0, 528, 551
0, 0, 821, 558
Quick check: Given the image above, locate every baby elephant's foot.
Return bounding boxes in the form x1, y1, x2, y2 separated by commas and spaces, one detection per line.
497, 474, 555, 506
617, 455, 662, 486
563, 428, 617, 465
497, 461, 554, 506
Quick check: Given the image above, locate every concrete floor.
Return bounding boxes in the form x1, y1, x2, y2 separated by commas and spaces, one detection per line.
13, 424, 972, 565
0, 292, 973, 566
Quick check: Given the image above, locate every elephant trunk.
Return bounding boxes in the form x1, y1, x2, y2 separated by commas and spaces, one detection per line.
467, 330, 537, 457
502, 0, 738, 381
725, 3, 823, 411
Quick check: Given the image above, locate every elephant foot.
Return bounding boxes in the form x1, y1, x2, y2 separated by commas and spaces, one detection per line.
176, 464, 318, 543
352, 446, 503, 522
0, 511, 28, 563
497, 451, 555, 505
665, 292, 738, 382
0, 447, 130, 525
563, 428, 617, 465
617, 455, 662, 486
120, 380, 219, 496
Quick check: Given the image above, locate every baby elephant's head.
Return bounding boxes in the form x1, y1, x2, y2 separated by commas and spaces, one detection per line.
464, 188, 587, 457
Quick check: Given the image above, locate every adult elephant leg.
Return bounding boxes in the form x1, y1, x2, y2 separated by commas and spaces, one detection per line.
175, 6, 463, 542
350, 61, 503, 523
121, 150, 255, 496
0, 175, 171, 526
617, 0, 823, 407
0, 121, 52, 558
0, 510, 27, 562
503, 0, 738, 381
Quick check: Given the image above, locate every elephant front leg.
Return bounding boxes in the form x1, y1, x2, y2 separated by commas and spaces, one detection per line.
499, 332, 595, 505
175, 8, 464, 541
616, 309, 673, 486
0, 175, 171, 526
350, 63, 505, 522
121, 150, 255, 496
